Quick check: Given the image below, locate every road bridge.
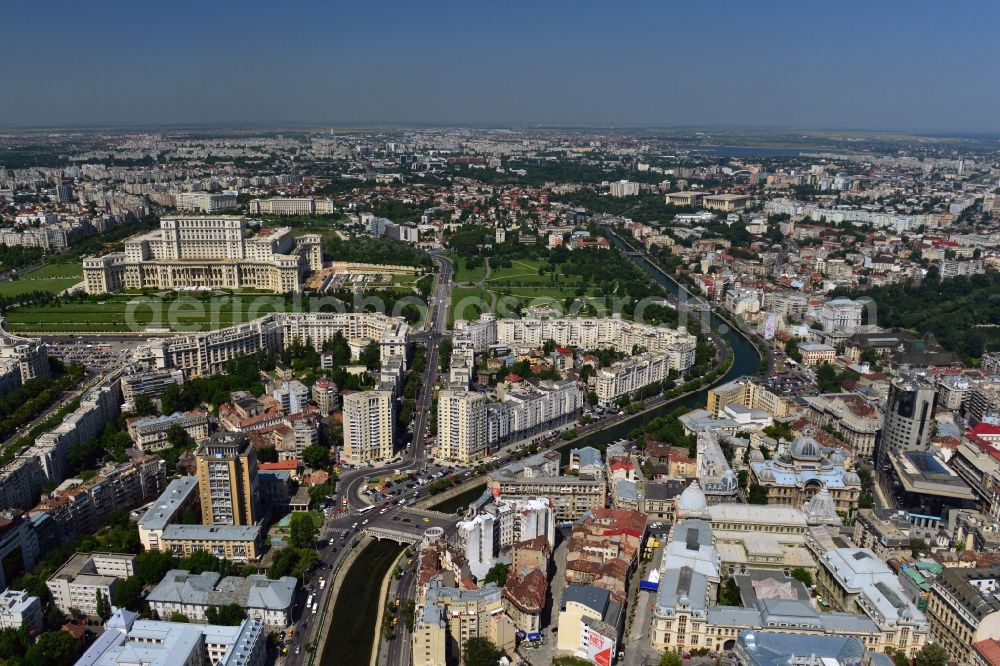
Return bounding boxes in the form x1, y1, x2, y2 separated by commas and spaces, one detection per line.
362, 507, 457, 544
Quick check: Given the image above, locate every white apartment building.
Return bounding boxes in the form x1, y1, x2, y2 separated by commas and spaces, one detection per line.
138, 476, 201, 551
765, 198, 933, 233
818, 298, 864, 333
484, 379, 583, 449
0, 367, 124, 511
175, 191, 238, 213
0, 590, 42, 633
138, 311, 408, 379
455, 313, 696, 371
0, 317, 50, 398
457, 513, 495, 580
481, 497, 556, 551
272, 379, 309, 414
342, 389, 395, 464
119, 368, 184, 410
83, 216, 323, 294
437, 389, 488, 463
248, 197, 316, 216
609, 180, 640, 198
46, 552, 137, 616
595, 352, 669, 406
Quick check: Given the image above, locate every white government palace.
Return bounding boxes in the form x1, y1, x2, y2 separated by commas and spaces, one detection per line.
83, 216, 323, 293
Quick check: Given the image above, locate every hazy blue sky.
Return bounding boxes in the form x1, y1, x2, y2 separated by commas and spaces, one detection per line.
2, 1, 998, 131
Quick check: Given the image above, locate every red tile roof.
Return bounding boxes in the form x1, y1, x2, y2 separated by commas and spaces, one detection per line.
259, 460, 300, 472
975, 639, 1000, 666
970, 423, 1000, 437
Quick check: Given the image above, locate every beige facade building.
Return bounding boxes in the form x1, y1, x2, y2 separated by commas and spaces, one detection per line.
248, 197, 317, 216
126, 409, 210, 452
799, 342, 837, 366
159, 524, 261, 561
813, 548, 930, 657
803, 393, 883, 458
488, 473, 606, 521
0, 318, 50, 397
707, 376, 792, 419
195, 432, 259, 526
926, 567, 1000, 665
650, 518, 928, 657
83, 216, 322, 294
342, 389, 395, 464
412, 584, 516, 666
665, 191, 705, 206
703, 194, 751, 212
437, 389, 488, 463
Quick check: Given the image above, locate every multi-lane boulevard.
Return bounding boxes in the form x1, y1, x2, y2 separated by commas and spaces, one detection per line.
283, 252, 454, 666
336, 251, 452, 513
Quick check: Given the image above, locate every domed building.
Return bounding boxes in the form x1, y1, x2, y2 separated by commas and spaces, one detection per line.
696, 432, 741, 504
748, 429, 862, 513
803, 487, 842, 526
675, 480, 709, 519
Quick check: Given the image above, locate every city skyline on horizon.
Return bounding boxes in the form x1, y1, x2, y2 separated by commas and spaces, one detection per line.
2, 1, 999, 133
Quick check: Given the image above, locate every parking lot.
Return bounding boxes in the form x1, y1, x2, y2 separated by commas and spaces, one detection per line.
42, 336, 144, 371
762, 365, 816, 397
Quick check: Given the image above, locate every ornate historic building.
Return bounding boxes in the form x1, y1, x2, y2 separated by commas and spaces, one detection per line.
749, 430, 862, 513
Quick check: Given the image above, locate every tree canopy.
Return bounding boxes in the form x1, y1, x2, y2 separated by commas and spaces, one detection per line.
288, 513, 318, 549
834, 271, 1000, 360
462, 637, 502, 666
205, 604, 246, 626
914, 642, 949, 666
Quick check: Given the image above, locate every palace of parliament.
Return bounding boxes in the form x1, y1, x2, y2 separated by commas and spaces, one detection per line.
83, 216, 323, 294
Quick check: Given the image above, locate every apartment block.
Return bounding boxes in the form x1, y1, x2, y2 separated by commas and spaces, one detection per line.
195, 432, 259, 526
595, 352, 668, 406
159, 525, 261, 561
119, 368, 184, 410
0, 589, 42, 633
46, 552, 137, 616
138, 476, 200, 551
174, 191, 237, 213
0, 512, 40, 589
32, 456, 167, 541
77, 608, 265, 666
412, 583, 516, 666
437, 389, 488, 463
127, 409, 211, 452
487, 472, 605, 521
140, 311, 408, 379
342, 389, 395, 464
0, 320, 49, 398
